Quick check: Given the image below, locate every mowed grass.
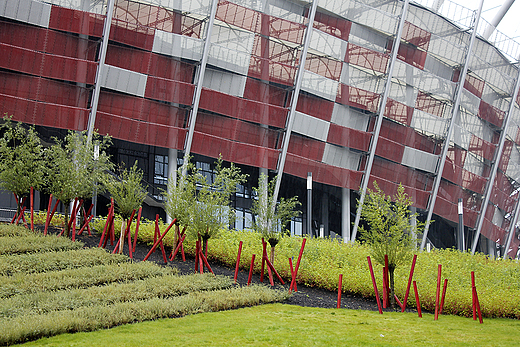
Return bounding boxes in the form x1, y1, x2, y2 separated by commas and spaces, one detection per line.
19, 304, 520, 347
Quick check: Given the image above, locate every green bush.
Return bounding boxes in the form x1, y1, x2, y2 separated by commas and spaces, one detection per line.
0, 234, 83, 255
0, 273, 232, 318
0, 248, 129, 276
0, 262, 176, 299
0, 285, 287, 346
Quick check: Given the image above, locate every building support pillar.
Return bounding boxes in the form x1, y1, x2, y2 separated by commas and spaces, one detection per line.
421, 0, 484, 251
351, 0, 410, 242
342, 188, 350, 243
166, 148, 178, 224
320, 189, 328, 238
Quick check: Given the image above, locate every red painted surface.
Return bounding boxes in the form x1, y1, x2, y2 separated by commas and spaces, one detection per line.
367, 256, 383, 314
402, 254, 417, 312
234, 241, 243, 283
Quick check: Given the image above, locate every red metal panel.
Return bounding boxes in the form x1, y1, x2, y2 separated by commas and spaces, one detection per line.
284, 153, 363, 190
415, 91, 447, 118
191, 132, 279, 170
49, 6, 105, 37
468, 134, 496, 162
385, 99, 413, 126
114, 0, 184, 34
367, 176, 430, 210
375, 137, 405, 163
371, 157, 433, 191
243, 78, 288, 107
508, 238, 519, 258
145, 76, 194, 106
150, 54, 195, 82
194, 112, 280, 149
490, 185, 516, 213
296, 93, 333, 122
0, 93, 88, 131
248, 56, 297, 86
0, 72, 89, 108
498, 140, 513, 173
453, 70, 485, 99
380, 119, 440, 154
327, 123, 371, 152
478, 100, 505, 128
346, 43, 389, 74
441, 163, 487, 194
288, 134, 325, 162
446, 146, 467, 168
336, 84, 380, 113
402, 22, 431, 51
110, 19, 155, 51
312, 11, 351, 41
199, 88, 288, 129
481, 217, 507, 244
216, 1, 305, 44
433, 195, 478, 226
305, 53, 342, 81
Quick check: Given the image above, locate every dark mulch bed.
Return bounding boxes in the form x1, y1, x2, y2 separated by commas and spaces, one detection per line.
41, 225, 414, 313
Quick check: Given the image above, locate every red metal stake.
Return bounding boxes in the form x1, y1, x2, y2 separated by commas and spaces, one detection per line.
473, 286, 483, 324
382, 267, 388, 309
247, 254, 255, 286
413, 281, 422, 318
143, 218, 177, 261
394, 294, 403, 310
234, 241, 243, 283
434, 264, 442, 320
402, 254, 417, 312
194, 240, 200, 272
471, 271, 477, 320
367, 256, 383, 314
113, 210, 135, 255
384, 255, 390, 304
289, 238, 306, 293
10, 193, 19, 224
132, 207, 142, 252
99, 205, 113, 247
154, 214, 160, 252
337, 274, 343, 309
198, 247, 214, 275
45, 198, 60, 235
44, 194, 53, 236
260, 239, 266, 283
30, 187, 34, 232
77, 215, 93, 236
263, 255, 284, 285
170, 234, 186, 261
289, 258, 297, 292
439, 278, 448, 315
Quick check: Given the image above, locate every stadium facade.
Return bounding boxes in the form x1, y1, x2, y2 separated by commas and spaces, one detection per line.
1, 0, 520, 258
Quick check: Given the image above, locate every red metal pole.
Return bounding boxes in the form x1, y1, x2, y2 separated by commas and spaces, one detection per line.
30, 187, 34, 232
384, 255, 390, 304
289, 238, 306, 293
473, 286, 483, 324
413, 281, 422, 318
194, 240, 200, 272
10, 193, 18, 224
99, 205, 113, 247
132, 207, 142, 252
44, 194, 53, 236
247, 254, 255, 286
434, 264, 442, 320
394, 294, 403, 310
263, 255, 284, 285
199, 247, 214, 275
143, 218, 177, 261
260, 239, 266, 283
382, 267, 388, 309
46, 199, 60, 235
234, 241, 243, 283
471, 271, 476, 320
367, 256, 383, 314
170, 234, 186, 261
289, 258, 297, 292
77, 215, 93, 236
337, 274, 343, 309
440, 278, 448, 315
402, 254, 417, 312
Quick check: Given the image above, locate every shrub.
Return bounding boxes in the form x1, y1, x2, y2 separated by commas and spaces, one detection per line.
0, 234, 83, 255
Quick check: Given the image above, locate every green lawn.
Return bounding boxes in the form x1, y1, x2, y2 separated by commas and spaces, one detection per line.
20, 304, 520, 347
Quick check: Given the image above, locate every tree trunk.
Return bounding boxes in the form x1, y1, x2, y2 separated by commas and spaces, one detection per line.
270, 246, 275, 264
389, 266, 396, 309
202, 236, 209, 258
15, 197, 22, 224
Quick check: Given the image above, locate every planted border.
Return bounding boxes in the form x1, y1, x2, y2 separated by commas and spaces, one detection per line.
0, 234, 83, 255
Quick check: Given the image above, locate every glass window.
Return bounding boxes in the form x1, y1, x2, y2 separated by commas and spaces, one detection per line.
154, 155, 168, 186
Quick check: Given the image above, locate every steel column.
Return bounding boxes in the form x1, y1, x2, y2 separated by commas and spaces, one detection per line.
272, 0, 318, 205
504, 186, 520, 259
472, 61, 520, 254
420, 0, 484, 251
86, 0, 115, 143
182, 0, 219, 165
351, 0, 410, 242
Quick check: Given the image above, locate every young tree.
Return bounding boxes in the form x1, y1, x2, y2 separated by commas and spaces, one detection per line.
45, 131, 112, 237
0, 115, 45, 218
103, 161, 147, 254
358, 182, 422, 309
188, 157, 248, 254
251, 173, 301, 263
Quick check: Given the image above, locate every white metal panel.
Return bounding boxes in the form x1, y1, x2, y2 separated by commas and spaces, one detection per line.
322, 143, 361, 170
1, 0, 51, 27
410, 109, 447, 138
331, 102, 370, 131
41, 0, 104, 14
481, 83, 510, 112
152, 30, 204, 61
340, 63, 385, 95
451, 123, 471, 150
463, 152, 485, 177
459, 110, 494, 143
401, 146, 438, 173
387, 81, 418, 108
506, 144, 520, 182
101, 65, 147, 97
292, 111, 330, 142
267, 0, 306, 23
460, 89, 480, 115
202, 68, 246, 97
300, 70, 339, 101
348, 22, 388, 53
424, 54, 454, 81
138, 0, 211, 15
309, 30, 347, 61
428, 35, 466, 67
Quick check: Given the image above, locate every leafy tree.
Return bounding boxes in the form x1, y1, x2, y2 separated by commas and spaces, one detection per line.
45, 131, 112, 237
251, 173, 301, 263
0, 115, 45, 218
187, 157, 248, 254
358, 182, 422, 309
103, 161, 147, 254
